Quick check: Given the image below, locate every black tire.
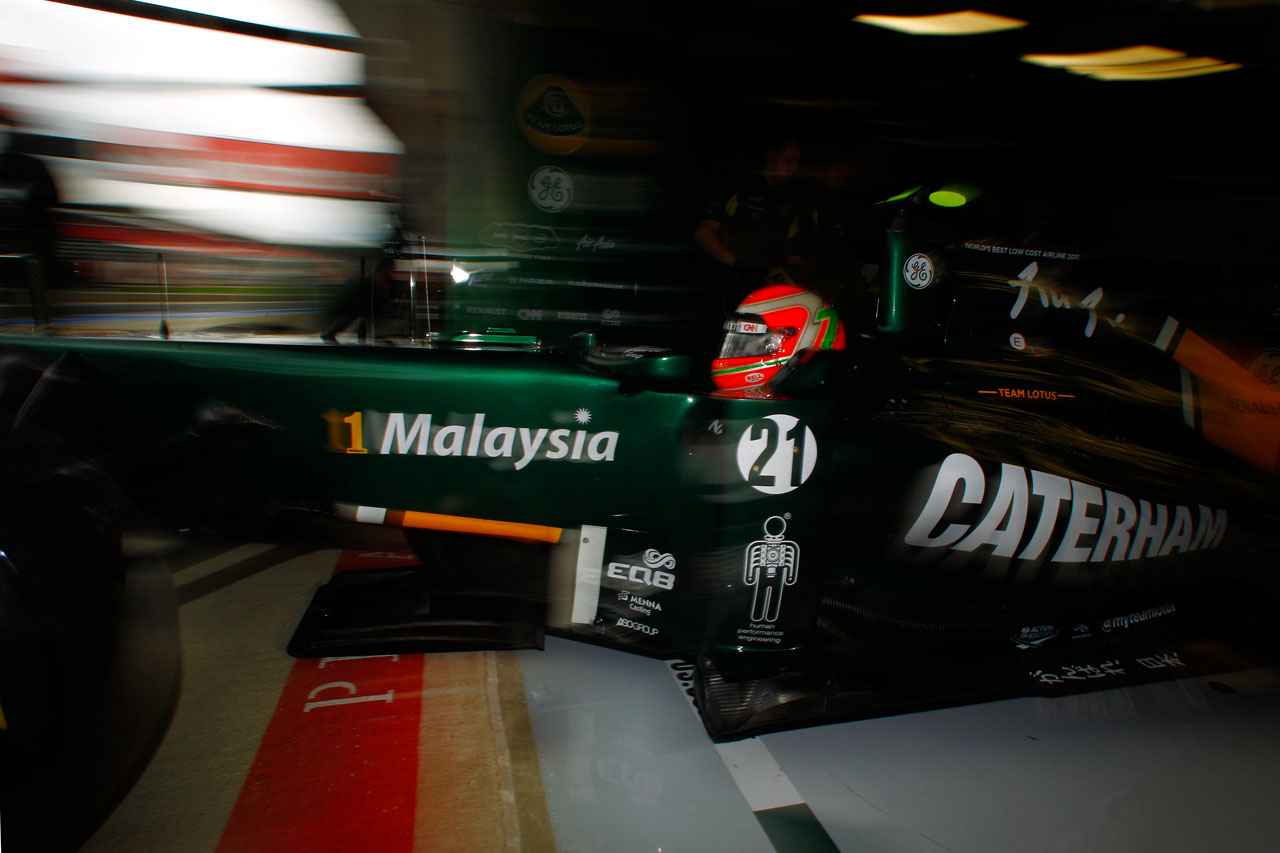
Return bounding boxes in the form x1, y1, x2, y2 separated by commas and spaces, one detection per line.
0, 389, 181, 851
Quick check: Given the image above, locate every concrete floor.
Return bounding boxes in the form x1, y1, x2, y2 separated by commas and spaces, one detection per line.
82, 527, 1280, 852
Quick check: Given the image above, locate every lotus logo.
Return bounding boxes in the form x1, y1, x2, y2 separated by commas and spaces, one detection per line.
517, 75, 592, 154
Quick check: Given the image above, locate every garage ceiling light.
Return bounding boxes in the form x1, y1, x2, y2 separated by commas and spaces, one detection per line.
1076, 59, 1242, 80
1022, 45, 1186, 67
853, 10, 1027, 35
1023, 45, 1241, 80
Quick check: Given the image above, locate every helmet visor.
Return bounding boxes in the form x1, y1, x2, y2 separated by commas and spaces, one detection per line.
717, 314, 796, 359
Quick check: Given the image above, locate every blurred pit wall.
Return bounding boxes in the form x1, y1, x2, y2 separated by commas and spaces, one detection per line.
0, 0, 403, 335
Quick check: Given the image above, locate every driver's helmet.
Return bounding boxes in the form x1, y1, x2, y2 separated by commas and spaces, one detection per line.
712, 284, 846, 392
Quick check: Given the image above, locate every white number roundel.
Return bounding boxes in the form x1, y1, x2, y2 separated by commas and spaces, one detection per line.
736, 414, 817, 494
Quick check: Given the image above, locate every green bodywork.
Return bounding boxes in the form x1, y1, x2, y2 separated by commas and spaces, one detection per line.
5, 334, 838, 667
4, 185, 1277, 691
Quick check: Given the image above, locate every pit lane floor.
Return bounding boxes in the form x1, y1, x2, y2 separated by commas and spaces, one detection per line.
82, 523, 1280, 853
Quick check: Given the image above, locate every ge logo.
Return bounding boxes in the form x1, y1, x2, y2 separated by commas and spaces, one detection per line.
736, 414, 817, 495
904, 253, 934, 289
528, 166, 573, 213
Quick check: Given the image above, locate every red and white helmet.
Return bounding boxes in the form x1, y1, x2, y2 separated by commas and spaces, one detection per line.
712, 284, 846, 392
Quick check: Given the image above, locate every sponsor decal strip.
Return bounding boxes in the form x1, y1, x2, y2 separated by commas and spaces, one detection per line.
326, 410, 619, 468
1102, 603, 1177, 632
964, 241, 1081, 261
336, 502, 563, 544
1031, 650, 1187, 686
904, 453, 1227, 562
977, 388, 1075, 400
668, 664, 839, 852
572, 525, 607, 624
711, 357, 789, 376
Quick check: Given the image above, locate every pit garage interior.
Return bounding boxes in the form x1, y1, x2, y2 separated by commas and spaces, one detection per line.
6, 0, 1280, 851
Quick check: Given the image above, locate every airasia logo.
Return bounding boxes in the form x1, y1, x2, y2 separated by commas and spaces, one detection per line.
736, 414, 817, 495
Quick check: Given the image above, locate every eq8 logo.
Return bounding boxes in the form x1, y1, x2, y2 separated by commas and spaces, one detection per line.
606, 549, 676, 590
736, 414, 817, 494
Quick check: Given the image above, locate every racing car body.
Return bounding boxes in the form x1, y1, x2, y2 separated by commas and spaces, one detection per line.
3, 187, 1280, 739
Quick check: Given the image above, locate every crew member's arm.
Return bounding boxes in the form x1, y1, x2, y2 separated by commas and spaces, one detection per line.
694, 218, 736, 267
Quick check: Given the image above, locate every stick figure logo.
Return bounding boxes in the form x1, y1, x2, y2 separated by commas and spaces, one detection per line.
744, 516, 799, 623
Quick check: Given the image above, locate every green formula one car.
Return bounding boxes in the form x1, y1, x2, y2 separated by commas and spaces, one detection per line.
2, 183, 1280, 747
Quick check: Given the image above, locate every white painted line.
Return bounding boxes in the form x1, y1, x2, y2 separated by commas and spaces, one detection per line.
714, 737, 806, 812
571, 526, 606, 624
172, 542, 277, 585
667, 663, 807, 812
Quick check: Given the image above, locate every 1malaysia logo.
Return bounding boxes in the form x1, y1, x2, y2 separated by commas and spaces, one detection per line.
325, 409, 618, 469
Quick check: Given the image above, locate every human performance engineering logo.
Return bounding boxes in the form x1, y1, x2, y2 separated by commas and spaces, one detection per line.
744, 515, 799, 623
324, 408, 618, 469
737, 414, 817, 494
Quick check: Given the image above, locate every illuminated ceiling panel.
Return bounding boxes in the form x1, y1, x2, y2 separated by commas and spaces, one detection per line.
1022, 45, 1187, 68
1082, 62, 1243, 80
853, 10, 1027, 36
1023, 44, 1241, 81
